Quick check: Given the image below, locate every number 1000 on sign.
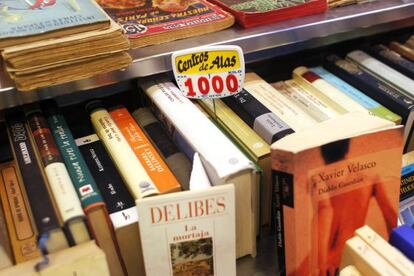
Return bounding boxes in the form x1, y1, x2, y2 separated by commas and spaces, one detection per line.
183, 74, 240, 98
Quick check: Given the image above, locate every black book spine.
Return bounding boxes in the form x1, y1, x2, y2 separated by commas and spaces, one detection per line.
5, 112, 61, 235
368, 44, 414, 80
221, 89, 294, 144
75, 134, 135, 215
272, 170, 294, 276
324, 55, 414, 121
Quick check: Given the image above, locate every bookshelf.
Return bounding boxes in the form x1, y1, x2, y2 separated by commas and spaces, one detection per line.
0, 0, 413, 275
0, 0, 413, 110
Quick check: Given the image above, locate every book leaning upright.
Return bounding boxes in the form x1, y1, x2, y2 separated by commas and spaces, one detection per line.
272, 111, 403, 275
141, 78, 256, 258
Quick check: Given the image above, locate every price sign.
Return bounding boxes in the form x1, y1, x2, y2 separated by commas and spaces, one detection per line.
172, 46, 245, 99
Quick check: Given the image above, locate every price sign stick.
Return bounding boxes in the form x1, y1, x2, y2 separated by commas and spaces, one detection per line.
172, 46, 245, 100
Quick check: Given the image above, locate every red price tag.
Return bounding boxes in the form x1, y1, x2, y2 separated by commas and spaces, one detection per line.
172, 46, 245, 99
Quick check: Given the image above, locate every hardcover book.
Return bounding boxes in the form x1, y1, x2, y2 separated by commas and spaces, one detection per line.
96, 0, 234, 48
137, 184, 236, 276
0, 0, 109, 49
272, 111, 402, 275
389, 41, 414, 62
206, 0, 327, 28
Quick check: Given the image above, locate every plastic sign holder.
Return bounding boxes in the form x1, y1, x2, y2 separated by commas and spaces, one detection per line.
172, 46, 245, 99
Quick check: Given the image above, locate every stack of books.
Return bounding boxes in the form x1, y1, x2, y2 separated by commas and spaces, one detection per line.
340, 225, 414, 275
0, 0, 132, 91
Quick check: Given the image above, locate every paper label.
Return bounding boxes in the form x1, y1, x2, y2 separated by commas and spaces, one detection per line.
172, 46, 244, 99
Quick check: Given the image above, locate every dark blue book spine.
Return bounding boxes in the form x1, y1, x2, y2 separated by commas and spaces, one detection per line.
368, 44, 414, 80
324, 54, 414, 121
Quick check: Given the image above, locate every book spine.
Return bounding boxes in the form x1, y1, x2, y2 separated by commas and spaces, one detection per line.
245, 76, 318, 131
110, 107, 181, 194
0, 187, 13, 269
401, 163, 414, 202
221, 89, 294, 144
311, 66, 401, 123
324, 55, 414, 115
132, 107, 192, 191
294, 66, 367, 113
275, 80, 335, 122
26, 111, 85, 223
272, 170, 289, 276
89, 107, 159, 199
342, 236, 402, 275
323, 55, 414, 151
45, 110, 104, 211
368, 44, 414, 79
389, 41, 414, 62
0, 162, 40, 263
6, 114, 62, 236
355, 225, 414, 274
75, 134, 136, 216
346, 50, 414, 98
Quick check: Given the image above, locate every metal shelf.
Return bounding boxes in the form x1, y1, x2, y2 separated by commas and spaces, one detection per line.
0, 0, 413, 110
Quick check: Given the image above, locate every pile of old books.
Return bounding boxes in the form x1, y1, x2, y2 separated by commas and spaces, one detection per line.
0, 0, 132, 91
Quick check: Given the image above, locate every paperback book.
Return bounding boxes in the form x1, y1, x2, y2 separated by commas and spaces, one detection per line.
137, 184, 236, 276
272, 112, 403, 275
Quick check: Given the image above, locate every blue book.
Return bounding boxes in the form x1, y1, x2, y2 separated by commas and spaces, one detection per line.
389, 225, 414, 261
311, 66, 401, 124
0, 0, 108, 48
399, 163, 414, 227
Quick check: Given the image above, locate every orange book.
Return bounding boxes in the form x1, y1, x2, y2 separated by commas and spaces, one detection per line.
110, 106, 181, 194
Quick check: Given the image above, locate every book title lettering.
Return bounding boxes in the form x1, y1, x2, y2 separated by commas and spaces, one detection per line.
150, 196, 226, 224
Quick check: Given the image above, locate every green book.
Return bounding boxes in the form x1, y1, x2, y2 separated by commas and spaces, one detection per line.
42, 100, 103, 209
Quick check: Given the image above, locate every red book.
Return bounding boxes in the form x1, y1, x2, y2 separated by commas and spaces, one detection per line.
207, 0, 327, 28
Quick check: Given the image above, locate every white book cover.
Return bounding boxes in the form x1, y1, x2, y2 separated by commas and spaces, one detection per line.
137, 184, 236, 276
347, 50, 414, 97
190, 152, 212, 191
141, 79, 254, 182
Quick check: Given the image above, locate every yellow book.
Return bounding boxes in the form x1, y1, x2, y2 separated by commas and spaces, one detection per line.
199, 98, 272, 227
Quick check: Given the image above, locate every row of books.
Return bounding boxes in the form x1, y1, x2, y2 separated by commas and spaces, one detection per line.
340, 225, 414, 275
1, 31, 413, 275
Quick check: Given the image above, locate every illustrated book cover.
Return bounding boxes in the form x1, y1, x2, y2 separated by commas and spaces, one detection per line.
272, 111, 403, 275
137, 184, 236, 276
96, 0, 234, 48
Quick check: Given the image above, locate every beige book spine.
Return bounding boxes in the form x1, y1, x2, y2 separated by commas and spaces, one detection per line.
293, 66, 368, 114
89, 107, 159, 199
339, 265, 362, 276
340, 236, 403, 276
275, 80, 339, 122
244, 72, 318, 131
355, 225, 414, 274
